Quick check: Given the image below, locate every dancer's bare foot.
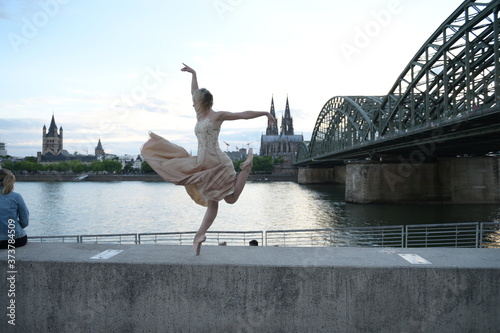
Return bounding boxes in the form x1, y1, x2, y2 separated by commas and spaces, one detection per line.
240, 148, 253, 172
193, 234, 206, 255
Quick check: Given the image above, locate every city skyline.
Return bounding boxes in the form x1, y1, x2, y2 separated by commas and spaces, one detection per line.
1, 0, 463, 157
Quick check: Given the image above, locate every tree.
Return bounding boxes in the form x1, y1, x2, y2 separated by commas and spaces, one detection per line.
0, 161, 16, 171
53, 162, 71, 172
102, 160, 123, 173
123, 161, 136, 173
233, 155, 273, 174
252, 155, 273, 173
273, 156, 285, 164
68, 160, 90, 173
90, 160, 105, 172
141, 161, 154, 173
14, 161, 39, 173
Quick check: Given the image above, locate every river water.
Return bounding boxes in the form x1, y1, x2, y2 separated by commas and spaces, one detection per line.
13, 181, 500, 237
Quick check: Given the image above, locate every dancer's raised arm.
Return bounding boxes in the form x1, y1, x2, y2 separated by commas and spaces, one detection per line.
181, 63, 199, 95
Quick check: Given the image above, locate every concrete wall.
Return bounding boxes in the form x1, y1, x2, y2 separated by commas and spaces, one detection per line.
345, 157, 500, 203
438, 157, 500, 203
298, 166, 345, 184
345, 161, 443, 203
1, 243, 499, 332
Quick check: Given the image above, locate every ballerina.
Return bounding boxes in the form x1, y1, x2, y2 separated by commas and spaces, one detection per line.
141, 63, 276, 255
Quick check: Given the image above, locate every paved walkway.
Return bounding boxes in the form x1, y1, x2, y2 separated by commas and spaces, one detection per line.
15, 242, 500, 268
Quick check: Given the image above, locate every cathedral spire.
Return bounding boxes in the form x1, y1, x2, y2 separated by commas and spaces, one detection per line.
266, 95, 279, 135
284, 95, 291, 119
270, 95, 276, 118
280, 96, 294, 135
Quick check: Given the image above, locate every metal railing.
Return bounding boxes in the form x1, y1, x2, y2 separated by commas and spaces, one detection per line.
29, 235, 80, 243
80, 233, 138, 244
29, 222, 500, 248
138, 231, 264, 246
332, 225, 404, 248
406, 223, 480, 248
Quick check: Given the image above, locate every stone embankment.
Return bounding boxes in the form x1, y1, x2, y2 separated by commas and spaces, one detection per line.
1, 244, 498, 332
15, 173, 297, 182
14, 174, 164, 182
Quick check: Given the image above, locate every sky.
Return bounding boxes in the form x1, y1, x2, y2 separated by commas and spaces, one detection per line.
0, 0, 465, 158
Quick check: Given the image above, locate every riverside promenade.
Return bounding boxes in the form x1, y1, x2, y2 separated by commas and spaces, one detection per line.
1, 243, 499, 332
14, 173, 297, 182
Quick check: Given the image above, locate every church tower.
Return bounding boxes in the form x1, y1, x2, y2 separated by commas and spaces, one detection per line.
95, 139, 105, 157
260, 95, 303, 162
42, 114, 63, 155
280, 96, 294, 135
266, 96, 279, 135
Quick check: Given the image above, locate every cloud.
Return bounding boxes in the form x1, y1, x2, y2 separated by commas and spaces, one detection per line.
0, 10, 9, 20
0, 117, 43, 131
115, 97, 169, 114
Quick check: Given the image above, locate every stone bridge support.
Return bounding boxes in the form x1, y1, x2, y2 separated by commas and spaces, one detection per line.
345, 156, 500, 204
298, 166, 345, 184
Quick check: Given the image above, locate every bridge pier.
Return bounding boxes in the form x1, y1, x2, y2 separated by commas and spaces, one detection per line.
297, 166, 345, 184
345, 156, 500, 204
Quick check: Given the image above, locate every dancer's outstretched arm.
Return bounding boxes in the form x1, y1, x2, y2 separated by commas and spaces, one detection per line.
181, 63, 199, 95
212, 111, 277, 127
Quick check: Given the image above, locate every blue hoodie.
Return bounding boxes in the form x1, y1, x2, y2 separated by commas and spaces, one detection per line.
0, 189, 29, 241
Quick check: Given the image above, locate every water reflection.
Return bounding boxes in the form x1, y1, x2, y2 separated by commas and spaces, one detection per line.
14, 181, 500, 236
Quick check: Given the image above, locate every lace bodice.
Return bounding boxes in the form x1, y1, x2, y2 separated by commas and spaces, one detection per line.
195, 118, 222, 151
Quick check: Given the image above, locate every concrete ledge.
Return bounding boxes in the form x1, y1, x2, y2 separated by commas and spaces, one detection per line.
1, 244, 499, 332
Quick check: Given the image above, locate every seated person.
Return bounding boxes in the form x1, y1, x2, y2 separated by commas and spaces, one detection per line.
0, 169, 29, 249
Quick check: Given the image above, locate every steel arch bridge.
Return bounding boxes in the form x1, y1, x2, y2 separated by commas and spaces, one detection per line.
296, 0, 500, 166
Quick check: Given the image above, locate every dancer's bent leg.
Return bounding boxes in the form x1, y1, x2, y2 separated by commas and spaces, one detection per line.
224, 148, 253, 205
193, 200, 219, 255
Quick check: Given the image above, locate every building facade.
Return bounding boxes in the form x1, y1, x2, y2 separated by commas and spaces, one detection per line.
42, 114, 64, 156
0, 141, 7, 156
38, 114, 101, 163
260, 96, 303, 163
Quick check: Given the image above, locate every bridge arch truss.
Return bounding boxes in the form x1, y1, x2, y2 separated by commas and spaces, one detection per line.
299, 0, 500, 164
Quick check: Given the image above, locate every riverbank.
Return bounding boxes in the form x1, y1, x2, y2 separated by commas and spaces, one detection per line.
14, 174, 297, 182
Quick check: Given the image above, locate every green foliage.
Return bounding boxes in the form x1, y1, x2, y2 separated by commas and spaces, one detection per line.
102, 160, 123, 173
141, 161, 154, 173
0, 158, 124, 173
253, 155, 273, 173
273, 156, 285, 164
89, 160, 122, 173
68, 160, 90, 173
90, 160, 105, 172
233, 160, 242, 171
11, 161, 40, 173
123, 161, 135, 172
1, 154, 280, 175
234, 155, 273, 174
0, 161, 16, 170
